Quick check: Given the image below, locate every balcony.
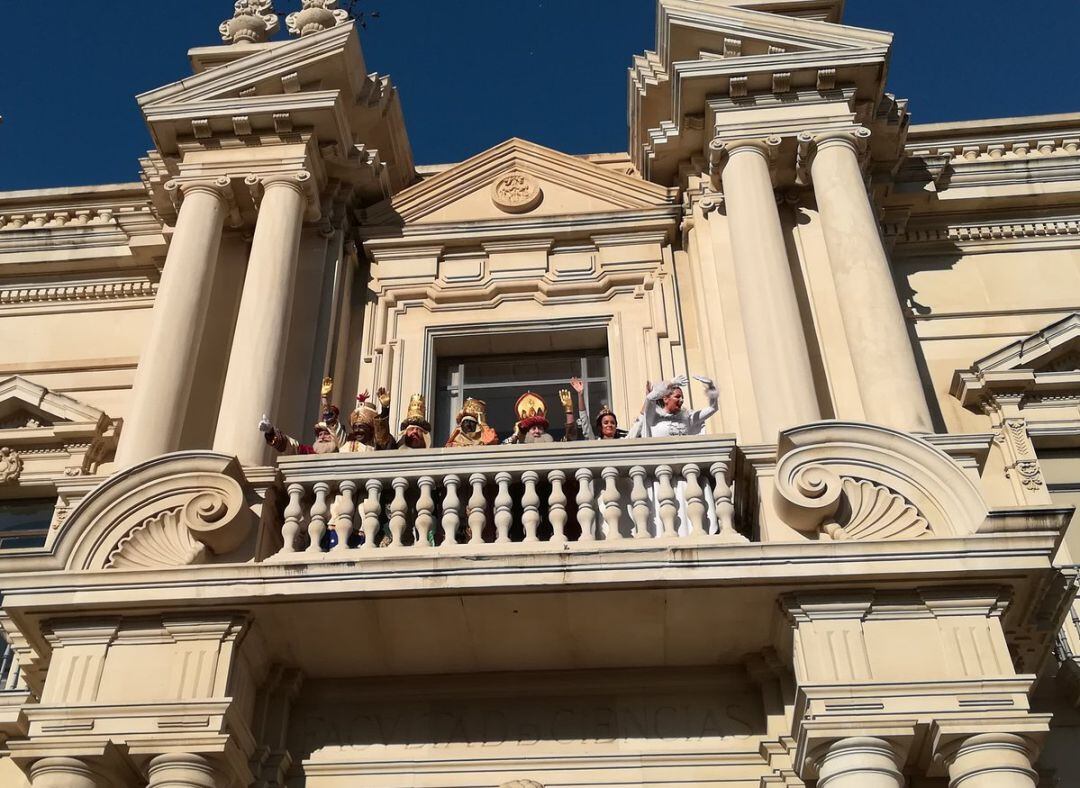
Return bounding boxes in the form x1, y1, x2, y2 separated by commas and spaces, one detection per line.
269, 435, 743, 559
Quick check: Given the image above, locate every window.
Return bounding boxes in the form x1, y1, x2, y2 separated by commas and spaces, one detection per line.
435, 350, 611, 441
0, 498, 54, 549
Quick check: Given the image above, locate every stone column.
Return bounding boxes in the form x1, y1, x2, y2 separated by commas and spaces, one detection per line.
29, 757, 101, 788
115, 178, 231, 468
146, 753, 219, 788
808, 129, 933, 433
719, 137, 821, 438
945, 734, 1038, 788
213, 172, 310, 465
817, 737, 906, 788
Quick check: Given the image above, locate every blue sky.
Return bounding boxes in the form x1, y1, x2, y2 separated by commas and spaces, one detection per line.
2, 0, 1077, 191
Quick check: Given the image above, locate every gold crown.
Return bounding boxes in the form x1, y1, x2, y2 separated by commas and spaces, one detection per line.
516, 390, 548, 420
401, 394, 431, 431
349, 400, 378, 429
457, 397, 488, 424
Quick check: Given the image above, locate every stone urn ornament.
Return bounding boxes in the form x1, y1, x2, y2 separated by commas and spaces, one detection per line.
287, 0, 350, 37
219, 0, 281, 44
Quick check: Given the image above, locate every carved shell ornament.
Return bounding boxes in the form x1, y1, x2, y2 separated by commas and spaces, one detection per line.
821, 478, 929, 541
106, 509, 207, 570
0, 447, 22, 484
491, 170, 543, 213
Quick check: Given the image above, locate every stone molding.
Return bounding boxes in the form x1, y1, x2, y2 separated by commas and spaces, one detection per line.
0, 276, 158, 313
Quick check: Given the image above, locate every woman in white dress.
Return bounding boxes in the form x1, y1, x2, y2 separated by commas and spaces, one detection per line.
628, 374, 722, 536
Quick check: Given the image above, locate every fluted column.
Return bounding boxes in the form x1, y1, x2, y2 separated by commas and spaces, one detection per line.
720, 137, 821, 438
808, 129, 933, 433
945, 734, 1038, 788
115, 178, 231, 467
147, 753, 219, 788
214, 172, 310, 465
817, 737, 906, 788
29, 757, 102, 788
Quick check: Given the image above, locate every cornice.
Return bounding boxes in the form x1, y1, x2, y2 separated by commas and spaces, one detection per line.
891, 213, 1080, 253
0, 275, 158, 315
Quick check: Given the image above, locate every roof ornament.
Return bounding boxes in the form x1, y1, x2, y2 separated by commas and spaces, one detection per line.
219, 0, 280, 45
286, 0, 349, 37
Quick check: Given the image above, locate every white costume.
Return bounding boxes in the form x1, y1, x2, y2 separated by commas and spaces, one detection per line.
633, 375, 719, 437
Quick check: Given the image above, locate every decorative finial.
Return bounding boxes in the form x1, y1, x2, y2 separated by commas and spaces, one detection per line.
219, 0, 280, 45
286, 0, 349, 37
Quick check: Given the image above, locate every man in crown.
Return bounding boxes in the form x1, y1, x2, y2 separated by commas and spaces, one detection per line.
339, 387, 394, 453
445, 398, 499, 447
258, 376, 341, 455
503, 390, 578, 444
396, 394, 432, 450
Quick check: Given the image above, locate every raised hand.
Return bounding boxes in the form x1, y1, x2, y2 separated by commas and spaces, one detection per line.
569, 376, 584, 394
691, 374, 715, 388
377, 387, 390, 408
356, 389, 369, 403
671, 374, 689, 389
559, 389, 573, 413
257, 414, 272, 433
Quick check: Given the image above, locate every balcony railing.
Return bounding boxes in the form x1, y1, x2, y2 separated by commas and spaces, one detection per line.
270, 436, 744, 559
0, 638, 21, 692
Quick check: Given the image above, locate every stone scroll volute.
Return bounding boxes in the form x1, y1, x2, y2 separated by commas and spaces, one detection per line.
772, 421, 988, 540
59, 451, 259, 571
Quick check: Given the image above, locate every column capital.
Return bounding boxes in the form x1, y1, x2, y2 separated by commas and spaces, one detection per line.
928, 715, 1050, 776
796, 127, 872, 177
163, 176, 241, 227
795, 720, 917, 781
244, 170, 321, 222
708, 135, 783, 176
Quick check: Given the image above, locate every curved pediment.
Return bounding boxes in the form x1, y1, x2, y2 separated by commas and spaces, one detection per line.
364, 138, 677, 227
58, 451, 260, 572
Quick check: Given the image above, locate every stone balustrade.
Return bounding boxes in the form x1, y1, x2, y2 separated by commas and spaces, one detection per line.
271, 436, 743, 558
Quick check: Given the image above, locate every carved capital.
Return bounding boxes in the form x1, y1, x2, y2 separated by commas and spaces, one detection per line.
164, 176, 242, 228
245, 170, 321, 222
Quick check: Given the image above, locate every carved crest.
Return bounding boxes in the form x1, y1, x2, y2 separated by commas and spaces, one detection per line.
0, 447, 22, 484
491, 170, 543, 213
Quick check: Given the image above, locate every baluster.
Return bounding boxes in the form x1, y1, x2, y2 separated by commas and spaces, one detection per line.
306, 481, 330, 553
415, 476, 436, 548
601, 467, 623, 540
710, 461, 742, 540
521, 471, 540, 543
493, 472, 513, 543
279, 482, 305, 553
467, 473, 487, 545
441, 474, 461, 546
575, 468, 596, 542
656, 464, 678, 538
333, 480, 357, 552
388, 477, 408, 547
682, 464, 706, 537
629, 466, 651, 539
362, 478, 382, 550
548, 470, 567, 544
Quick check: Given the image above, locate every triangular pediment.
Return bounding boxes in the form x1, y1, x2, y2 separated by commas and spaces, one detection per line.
970, 313, 1080, 374
951, 313, 1080, 407
0, 376, 107, 429
365, 139, 676, 226
658, 0, 890, 64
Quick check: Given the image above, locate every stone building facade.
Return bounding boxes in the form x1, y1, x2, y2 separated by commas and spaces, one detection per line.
1, 0, 1079, 786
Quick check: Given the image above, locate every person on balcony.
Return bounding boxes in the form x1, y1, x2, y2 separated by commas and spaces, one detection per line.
632, 374, 718, 438
339, 388, 393, 453
395, 394, 432, 450
445, 398, 499, 447
569, 376, 630, 440
504, 391, 578, 444
258, 376, 342, 455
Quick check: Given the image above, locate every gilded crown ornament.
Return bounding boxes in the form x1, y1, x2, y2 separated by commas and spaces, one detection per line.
219, 0, 280, 44
287, 0, 349, 37
514, 391, 549, 431
400, 394, 431, 432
